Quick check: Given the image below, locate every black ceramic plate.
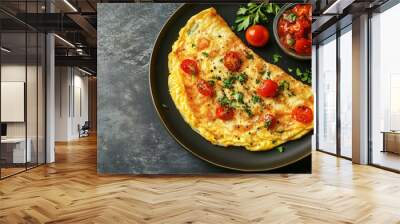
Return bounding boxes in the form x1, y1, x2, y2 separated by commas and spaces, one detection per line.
149, 3, 312, 171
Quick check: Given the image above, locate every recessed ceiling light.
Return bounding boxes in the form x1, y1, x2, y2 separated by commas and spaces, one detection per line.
1, 47, 11, 53
63, 0, 78, 12
54, 34, 75, 48
78, 67, 92, 76
323, 0, 355, 15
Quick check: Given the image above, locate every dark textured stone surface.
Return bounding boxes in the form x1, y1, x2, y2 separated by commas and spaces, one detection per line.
97, 3, 227, 174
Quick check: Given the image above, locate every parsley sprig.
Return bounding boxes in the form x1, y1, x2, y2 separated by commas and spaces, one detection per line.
233, 3, 281, 32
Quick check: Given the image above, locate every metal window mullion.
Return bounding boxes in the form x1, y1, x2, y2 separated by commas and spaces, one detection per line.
336, 28, 341, 157
315, 44, 320, 151
44, 0, 47, 164
25, 0, 28, 171
367, 11, 373, 165
36, 0, 39, 167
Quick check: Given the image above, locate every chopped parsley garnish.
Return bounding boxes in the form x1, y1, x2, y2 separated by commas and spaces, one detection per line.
202, 52, 209, 57
233, 92, 244, 103
276, 146, 285, 153
264, 119, 272, 129
278, 80, 290, 91
284, 13, 297, 22
192, 43, 196, 48
245, 51, 254, 59
287, 37, 295, 46
272, 54, 282, 63
223, 77, 236, 89
218, 95, 233, 107
256, 79, 261, 84
295, 68, 312, 84
243, 104, 253, 117
238, 73, 248, 84
278, 80, 295, 96
264, 71, 271, 79
208, 80, 215, 86
211, 75, 222, 81
252, 95, 261, 104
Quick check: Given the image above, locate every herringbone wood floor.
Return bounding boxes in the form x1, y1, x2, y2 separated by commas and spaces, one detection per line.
0, 135, 400, 224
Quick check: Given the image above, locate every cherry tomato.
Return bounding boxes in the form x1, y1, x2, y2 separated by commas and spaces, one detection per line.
257, 80, 279, 98
223, 51, 242, 72
292, 106, 313, 123
197, 38, 209, 50
196, 79, 215, 97
216, 105, 234, 121
180, 59, 199, 76
294, 38, 311, 55
245, 25, 270, 47
264, 114, 277, 130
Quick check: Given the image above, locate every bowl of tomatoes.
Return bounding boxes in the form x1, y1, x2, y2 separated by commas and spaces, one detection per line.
273, 3, 312, 60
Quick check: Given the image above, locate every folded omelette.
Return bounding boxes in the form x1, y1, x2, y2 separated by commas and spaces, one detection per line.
168, 8, 313, 151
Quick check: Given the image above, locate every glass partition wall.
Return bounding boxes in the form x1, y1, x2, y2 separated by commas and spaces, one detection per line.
339, 26, 352, 159
0, 6, 46, 179
316, 26, 353, 159
370, 3, 400, 172
317, 35, 337, 155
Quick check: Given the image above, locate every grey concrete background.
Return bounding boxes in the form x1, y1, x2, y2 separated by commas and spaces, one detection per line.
97, 3, 228, 174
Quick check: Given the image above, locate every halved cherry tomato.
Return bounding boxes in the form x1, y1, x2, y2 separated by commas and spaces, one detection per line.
196, 79, 215, 97
180, 59, 199, 76
216, 105, 234, 121
292, 106, 313, 123
294, 38, 311, 55
245, 25, 270, 47
257, 80, 279, 98
264, 114, 277, 130
224, 51, 242, 72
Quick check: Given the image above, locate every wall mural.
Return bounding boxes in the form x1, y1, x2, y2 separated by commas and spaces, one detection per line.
98, 3, 313, 174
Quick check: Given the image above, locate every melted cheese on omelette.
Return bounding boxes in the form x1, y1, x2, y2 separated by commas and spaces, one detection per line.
168, 8, 313, 151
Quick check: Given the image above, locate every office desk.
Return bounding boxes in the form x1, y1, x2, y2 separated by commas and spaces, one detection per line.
1, 138, 31, 163
381, 131, 400, 154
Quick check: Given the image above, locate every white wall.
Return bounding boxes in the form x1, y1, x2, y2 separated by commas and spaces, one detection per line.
54, 67, 89, 141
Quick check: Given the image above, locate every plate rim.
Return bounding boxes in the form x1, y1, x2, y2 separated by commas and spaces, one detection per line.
148, 3, 311, 172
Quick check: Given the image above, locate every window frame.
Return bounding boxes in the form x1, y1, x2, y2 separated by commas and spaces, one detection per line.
315, 24, 353, 161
